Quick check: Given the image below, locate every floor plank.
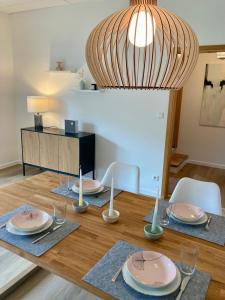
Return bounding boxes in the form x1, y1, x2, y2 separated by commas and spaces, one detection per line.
4, 269, 100, 300
0, 165, 39, 296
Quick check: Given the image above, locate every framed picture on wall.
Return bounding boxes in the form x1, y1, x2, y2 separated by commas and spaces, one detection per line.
200, 63, 225, 127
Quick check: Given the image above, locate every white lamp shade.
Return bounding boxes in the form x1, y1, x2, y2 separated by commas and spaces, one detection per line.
27, 96, 49, 113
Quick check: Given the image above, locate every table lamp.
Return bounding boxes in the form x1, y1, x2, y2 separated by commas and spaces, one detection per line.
27, 96, 49, 131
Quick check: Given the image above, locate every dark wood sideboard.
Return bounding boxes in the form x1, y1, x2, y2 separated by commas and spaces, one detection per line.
21, 127, 95, 178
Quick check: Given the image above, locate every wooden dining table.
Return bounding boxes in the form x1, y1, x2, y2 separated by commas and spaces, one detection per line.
0, 172, 224, 300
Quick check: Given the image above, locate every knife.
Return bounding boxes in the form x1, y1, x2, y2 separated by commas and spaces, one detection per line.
176, 276, 191, 300
0, 223, 6, 229
205, 216, 212, 231
32, 224, 62, 244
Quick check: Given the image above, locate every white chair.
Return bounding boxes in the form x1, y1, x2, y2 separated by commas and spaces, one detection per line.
169, 177, 222, 215
100, 162, 140, 194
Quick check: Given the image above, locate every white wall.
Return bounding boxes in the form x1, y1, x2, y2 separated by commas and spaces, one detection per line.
177, 53, 225, 168
160, 0, 225, 45
8, 0, 225, 193
10, 1, 169, 196
0, 13, 17, 168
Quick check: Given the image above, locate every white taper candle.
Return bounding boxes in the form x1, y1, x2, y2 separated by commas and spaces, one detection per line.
151, 185, 160, 233
79, 168, 83, 207
109, 176, 114, 217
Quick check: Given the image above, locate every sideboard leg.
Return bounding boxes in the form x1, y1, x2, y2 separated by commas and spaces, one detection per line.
23, 164, 26, 176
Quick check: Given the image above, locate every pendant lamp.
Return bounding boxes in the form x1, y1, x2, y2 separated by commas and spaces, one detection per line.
86, 0, 199, 90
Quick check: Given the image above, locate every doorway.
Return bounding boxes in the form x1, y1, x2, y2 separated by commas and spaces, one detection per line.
162, 44, 225, 209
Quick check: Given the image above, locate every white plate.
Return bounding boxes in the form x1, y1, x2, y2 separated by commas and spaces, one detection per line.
167, 208, 208, 225
122, 261, 181, 296
72, 185, 104, 195
9, 210, 50, 232
6, 216, 53, 236
126, 251, 177, 289
73, 179, 102, 193
170, 203, 204, 222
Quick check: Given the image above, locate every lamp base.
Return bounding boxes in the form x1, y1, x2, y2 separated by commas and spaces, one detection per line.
34, 114, 43, 131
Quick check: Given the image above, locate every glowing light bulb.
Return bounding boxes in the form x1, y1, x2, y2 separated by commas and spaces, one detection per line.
128, 11, 156, 48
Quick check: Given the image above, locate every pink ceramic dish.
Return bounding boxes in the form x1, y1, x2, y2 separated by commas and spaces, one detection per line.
74, 179, 102, 193
10, 209, 49, 232
170, 202, 204, 222
126, 251, 177, 289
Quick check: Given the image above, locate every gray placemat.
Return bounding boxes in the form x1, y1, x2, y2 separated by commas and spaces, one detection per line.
83, 240, 210, 300
52, 182, 122, 208
0, 205, 80, 257
144, 200, 225, 246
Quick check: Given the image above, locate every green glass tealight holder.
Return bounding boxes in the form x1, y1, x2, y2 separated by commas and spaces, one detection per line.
144, 224, 164, 240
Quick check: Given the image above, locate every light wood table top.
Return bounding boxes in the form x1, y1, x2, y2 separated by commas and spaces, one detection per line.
0, 172, 224, 300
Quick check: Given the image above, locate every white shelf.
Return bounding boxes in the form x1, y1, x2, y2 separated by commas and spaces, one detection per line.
47, 70, 80, 76
71, 88, 105, 93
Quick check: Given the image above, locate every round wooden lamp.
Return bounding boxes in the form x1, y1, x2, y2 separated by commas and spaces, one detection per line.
86, 0, 199, 90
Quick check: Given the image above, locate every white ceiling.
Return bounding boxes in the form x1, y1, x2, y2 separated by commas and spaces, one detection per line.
0, 0, 103, 14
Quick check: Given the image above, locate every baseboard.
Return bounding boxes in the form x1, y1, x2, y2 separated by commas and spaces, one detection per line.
187, 159, 225, 170
0, 160, 21, 170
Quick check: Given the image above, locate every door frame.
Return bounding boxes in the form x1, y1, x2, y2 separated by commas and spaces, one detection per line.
161, 44, 225, 199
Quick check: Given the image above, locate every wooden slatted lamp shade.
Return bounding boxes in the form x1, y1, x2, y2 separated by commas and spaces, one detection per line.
86, 0, 199, 90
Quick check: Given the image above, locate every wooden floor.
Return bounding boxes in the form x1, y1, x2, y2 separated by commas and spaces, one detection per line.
5, 269, 100, 300
0, 165, 41, 187
169, 163, 225, 207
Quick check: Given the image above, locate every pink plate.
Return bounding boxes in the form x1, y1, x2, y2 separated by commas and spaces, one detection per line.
10, 209, 49, 232
126, 251, 177, 289
74, 179, 101, 192
170, 202, 204, 222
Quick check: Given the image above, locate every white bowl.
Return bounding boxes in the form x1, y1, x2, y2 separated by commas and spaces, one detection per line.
73, 179, 102, 193
9, 209, 50, 232
170, 202, 204, 222
126, 251, 177, 289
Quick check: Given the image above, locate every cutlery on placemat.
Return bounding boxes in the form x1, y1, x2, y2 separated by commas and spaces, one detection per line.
0, 223, 6, 229
175, 276, 191, 300
112, 255, 130, 283
32, 224, 63, 244
205, 216, 212, 231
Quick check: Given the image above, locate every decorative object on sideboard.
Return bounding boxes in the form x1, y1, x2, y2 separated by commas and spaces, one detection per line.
65, 120, 78, 135
90, 83, 98, 91
56, 61, 64, 71
27, 96, 49, 131
86, 0, 199, 90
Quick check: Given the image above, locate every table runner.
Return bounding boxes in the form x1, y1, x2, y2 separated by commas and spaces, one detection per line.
52, 182, 122, 208
144, 200, 225, 246
0, 205, 80, 256
83, 240, 211, 300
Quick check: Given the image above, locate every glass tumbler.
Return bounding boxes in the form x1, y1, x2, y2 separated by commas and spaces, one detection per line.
179, 243, 199, 275
52, 200, 67, 225
60, 174, 72, 195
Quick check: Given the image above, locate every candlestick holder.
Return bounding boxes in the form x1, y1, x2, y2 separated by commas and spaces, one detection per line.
144, 224, 164, 240
72, 200, 89, 213
102, 209, 120, 224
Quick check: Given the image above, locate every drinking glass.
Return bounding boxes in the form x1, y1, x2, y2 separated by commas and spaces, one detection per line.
60, 174, 72, 195
52, 200, 67, 225
160, 207, 170, 226
179, 244, 199, 275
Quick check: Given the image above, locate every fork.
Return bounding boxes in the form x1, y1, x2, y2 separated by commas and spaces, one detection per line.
112, 255, 130, 282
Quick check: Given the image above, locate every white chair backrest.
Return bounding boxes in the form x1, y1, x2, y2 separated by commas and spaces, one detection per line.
101, 162, 140, 194
169, 177, 222, 215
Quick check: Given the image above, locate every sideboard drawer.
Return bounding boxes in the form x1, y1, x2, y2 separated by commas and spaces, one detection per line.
39, 133, 59, 170
59, 136, 79, 175
22, 131, 40, 166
